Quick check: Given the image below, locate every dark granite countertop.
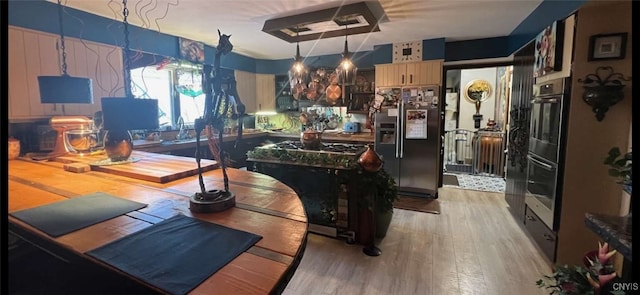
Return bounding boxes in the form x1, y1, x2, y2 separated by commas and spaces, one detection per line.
584, 212, 632, 261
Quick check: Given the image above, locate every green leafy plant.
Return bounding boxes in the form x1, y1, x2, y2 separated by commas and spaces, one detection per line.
357, 168, 398, 212
604, 147, 632, 187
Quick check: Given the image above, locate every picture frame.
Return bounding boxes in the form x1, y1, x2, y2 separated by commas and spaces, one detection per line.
588, 33, 627, 61
179, 37, 205, 63
533, 20, 565, 78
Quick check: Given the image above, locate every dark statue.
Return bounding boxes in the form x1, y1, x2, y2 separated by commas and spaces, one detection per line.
190, 30, 247, 213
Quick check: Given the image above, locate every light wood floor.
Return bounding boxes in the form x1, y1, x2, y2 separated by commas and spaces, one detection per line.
283, 187, 553, 295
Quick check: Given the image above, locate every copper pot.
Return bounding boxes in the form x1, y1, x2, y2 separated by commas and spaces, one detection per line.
358, 144, 383, 172
300, 129, 322, 150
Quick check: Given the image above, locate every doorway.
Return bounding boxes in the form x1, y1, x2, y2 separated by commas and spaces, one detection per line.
440, 64, 513, 193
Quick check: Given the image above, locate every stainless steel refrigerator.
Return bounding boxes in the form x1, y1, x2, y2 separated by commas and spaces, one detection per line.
374, 85, 441, 198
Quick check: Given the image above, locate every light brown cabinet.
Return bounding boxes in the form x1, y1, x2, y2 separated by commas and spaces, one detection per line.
255, 73, 276, 112
375, 60, 443, 87
8, 26, 124, 120
234, 70, 257, 113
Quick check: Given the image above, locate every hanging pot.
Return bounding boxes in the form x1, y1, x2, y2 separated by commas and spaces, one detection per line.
292, 82, 305, 100
326, 84, 342, 105
307, 81, 319, 100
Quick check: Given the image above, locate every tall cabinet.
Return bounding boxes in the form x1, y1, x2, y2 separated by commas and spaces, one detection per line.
504, 41, 535, 222
255, 74, 276, 112
8, 26, 124, 120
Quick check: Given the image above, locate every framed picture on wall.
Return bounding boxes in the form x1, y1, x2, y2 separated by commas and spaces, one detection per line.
588, 33, 627, 61
533, 20, 565, 78
179, 37, 205, 63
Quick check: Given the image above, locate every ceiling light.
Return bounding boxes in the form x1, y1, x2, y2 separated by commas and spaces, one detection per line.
290, 27, 307, 81
37, 0, 93, 106
101, 0, 159, 163
336, 25, 357, 85
262, 2, 383, 43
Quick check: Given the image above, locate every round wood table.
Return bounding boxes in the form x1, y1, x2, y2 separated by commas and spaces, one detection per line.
7, 153, 308, 295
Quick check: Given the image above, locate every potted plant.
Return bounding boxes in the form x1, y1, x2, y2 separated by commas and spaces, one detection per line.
374, 169, 398, 239
357, 168, 398, 239
537, 242, 623, 295
604, 147, 632, 195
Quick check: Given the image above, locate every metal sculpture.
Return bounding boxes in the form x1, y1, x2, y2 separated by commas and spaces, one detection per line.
190, 30, 247, 213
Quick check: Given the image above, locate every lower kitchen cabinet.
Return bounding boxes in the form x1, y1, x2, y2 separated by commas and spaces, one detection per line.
524, 206, 557, 261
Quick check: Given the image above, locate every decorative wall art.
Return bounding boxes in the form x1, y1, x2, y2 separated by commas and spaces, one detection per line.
179, 37, 205, 63
588, 33, 627, 61
392, 41, 422, 63
533, 20, 564, 78
464, 79, 492, 111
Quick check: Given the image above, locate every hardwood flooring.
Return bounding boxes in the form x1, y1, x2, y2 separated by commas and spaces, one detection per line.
283, 187, 552, 295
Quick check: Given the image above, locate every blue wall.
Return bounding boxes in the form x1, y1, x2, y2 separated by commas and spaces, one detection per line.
8, 0, 586, 72
508, 0, 587, 54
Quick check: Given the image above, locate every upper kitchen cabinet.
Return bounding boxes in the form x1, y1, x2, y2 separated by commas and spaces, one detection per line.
255, 73, 276, 113
234, 70, 257, 113
8, 26, 124, 120
375, 60, 443, 87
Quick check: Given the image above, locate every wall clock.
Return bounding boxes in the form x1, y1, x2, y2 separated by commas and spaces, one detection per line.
393, 41, 422, 63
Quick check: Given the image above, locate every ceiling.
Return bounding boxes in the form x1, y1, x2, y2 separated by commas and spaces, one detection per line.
52, 0, 543, 60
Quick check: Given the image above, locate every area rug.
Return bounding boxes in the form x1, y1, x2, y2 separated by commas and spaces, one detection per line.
442, 174, 459, 186
393, 195, 440, 214
454, 173, 506, 193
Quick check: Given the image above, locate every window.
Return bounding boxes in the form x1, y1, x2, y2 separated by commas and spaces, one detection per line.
131, 67, 173, 128
176, 69, 205, 124
131, 62, 236, 129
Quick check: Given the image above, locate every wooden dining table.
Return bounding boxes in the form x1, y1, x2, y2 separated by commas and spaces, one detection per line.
7, 152, 308, 295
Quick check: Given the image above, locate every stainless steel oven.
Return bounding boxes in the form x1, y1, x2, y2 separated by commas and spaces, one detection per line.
529, 78, 569, 163
525, 153, 558, 229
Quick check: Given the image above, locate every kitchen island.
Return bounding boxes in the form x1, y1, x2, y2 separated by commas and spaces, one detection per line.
133, 131, 374, 169
7, 154, 308, 295
247, 141, 370, 242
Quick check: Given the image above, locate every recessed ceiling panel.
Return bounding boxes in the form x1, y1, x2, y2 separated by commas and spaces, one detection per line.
262, 2, 383, 43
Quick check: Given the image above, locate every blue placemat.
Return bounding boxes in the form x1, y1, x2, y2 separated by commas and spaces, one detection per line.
10, 192, 147, 237
86, 214, 263, 295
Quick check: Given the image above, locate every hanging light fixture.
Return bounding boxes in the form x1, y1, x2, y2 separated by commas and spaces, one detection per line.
336, 25, 357, 85
289, 26, 307, 81
101, 0, 159, 163
37, 0, 93, 105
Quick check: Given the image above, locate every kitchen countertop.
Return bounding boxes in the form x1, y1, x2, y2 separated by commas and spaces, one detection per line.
584, 212, 632, 261
135, 130, 374, 153
134, 131, 270, 153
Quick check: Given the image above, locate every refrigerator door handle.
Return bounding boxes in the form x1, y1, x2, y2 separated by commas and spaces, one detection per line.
399, 103, 404, 159
395, 109, 400, 158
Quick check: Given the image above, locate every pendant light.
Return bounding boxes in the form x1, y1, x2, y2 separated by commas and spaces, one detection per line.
290, 26, 307, 81
37, 0, 93, 105
336, 25, 357, 85
101, 0, 159, 163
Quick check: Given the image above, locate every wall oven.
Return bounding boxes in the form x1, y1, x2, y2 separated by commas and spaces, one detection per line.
525, 153, 558, 229
528, 78, 569, 163
525, 77, 570, 230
